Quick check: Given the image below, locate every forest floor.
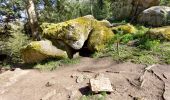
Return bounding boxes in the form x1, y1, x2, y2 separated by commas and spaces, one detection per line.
0, 57, 170, 100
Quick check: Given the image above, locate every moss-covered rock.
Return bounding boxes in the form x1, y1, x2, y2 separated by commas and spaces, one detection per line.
21, 40, 67, 63
40, 15, 94, 50
112, 23, 137, 34
87, 21, 114, 52
99, 20, 112, 28
147, 26, 170, 40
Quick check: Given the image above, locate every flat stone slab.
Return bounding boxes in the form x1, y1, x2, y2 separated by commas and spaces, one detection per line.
90, 74, 113, 92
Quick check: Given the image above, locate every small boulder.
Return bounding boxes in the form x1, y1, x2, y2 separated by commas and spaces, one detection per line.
147, 26, 170, 40
90, 73, 113, 93
138, 6, 170, 26
21, 40, 67, 63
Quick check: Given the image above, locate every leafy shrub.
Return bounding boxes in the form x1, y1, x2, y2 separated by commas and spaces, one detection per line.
138, 40, 160, 50
121, 34, 134, 44
0, 23, 30, 64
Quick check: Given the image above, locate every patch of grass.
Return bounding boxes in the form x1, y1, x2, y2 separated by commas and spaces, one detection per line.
93, 44, 160, 65
80, 92, 107, 100
92, 24, 170, 65
34, 58, 80, 71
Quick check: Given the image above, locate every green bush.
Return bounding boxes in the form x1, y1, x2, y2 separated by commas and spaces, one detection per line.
0, 23, 30, 64
121, 34, 134, 44
138, 40, 160, 50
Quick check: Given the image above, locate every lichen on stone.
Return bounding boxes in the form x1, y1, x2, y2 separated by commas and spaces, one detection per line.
21, 40, 68, 63
87, 21, 114, 52
147, 26, 170, 40
40, 15, 94, 50
112, 23, 137, 34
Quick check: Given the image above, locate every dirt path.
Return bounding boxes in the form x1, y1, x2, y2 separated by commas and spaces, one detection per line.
0, 57, 170, 100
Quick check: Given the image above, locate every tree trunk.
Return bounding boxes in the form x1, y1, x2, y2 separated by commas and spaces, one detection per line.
26, 0, 39, 40
90, 0, 94, 16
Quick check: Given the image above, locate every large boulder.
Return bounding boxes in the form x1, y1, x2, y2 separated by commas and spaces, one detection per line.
110, 0, 160, 20
147, 26, 170, 40
41, 15, 114, 52
21, 40, 67, 63
87, 21, 114, 52
40, 15, 94, 50
138, 6, 170, 26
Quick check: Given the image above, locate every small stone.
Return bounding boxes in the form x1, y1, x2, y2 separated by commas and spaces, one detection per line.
84, 74, 92, 79
45, 80, 56, 87
90, 73, 113, 93
76, 75, 84, 83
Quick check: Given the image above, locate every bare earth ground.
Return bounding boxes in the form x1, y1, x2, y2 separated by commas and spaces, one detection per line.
0, 57, 170, 100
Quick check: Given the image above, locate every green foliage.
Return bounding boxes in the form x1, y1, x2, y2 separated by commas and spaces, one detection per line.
93, 25, 170, 65
5, 32, 30, 63
138, 39, 160, 50
39, 0, 92, 23
0, 24, 30, 64
160, 0, 170, 6
80, 92, 106, 100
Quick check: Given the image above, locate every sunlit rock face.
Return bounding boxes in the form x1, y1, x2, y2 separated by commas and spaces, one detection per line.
110, 0, 160, 20
138, 6, 170, 26
21, 40, 68, 63
41, 15, 94, 50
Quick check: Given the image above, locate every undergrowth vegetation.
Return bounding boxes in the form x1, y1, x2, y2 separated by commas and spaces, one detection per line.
0, 24, 31, 66
80, 91, 107, 100
93, 25, 170, 65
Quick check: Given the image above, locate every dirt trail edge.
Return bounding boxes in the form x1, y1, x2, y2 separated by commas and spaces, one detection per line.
0, 57, 170, 100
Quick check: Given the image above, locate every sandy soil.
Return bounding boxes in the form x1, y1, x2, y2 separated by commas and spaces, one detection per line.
0, 57, 170, 100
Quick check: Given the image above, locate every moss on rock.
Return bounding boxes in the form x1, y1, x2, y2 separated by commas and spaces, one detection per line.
21, 40, 67, 63
40, 15, 114, 52
112, 23, 137, 34
87, 21, 114, 52
40, 15, 94, 50
147, 26, 170, 40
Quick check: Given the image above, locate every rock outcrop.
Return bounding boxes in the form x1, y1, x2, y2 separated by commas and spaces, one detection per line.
138, 6, 170, 26
41, 15, 114, 52
21, 40, 67, 63
110, 0, 160, 20
22, 15, 114, 63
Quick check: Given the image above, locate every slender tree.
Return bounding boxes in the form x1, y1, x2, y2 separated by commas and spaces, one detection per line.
26, 0, 39, 40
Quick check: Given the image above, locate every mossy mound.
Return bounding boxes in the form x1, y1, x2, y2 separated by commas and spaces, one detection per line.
87, 21, 114, 52
40, 15, 94, 50
112, 23, 137, 34
147, 26, 170, 40
21, 40, 67, 63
